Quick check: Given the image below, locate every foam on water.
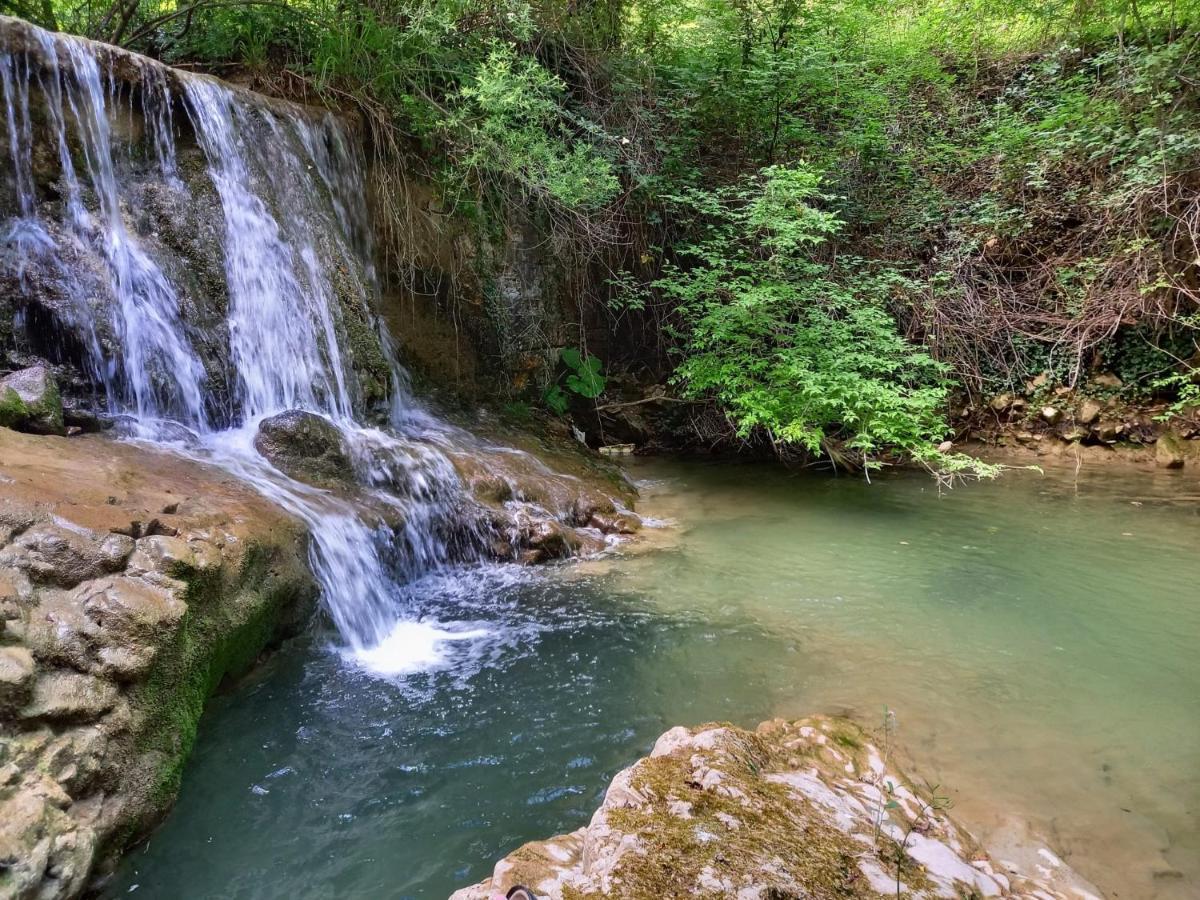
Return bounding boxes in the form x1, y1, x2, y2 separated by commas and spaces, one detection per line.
351, 621, 494, 676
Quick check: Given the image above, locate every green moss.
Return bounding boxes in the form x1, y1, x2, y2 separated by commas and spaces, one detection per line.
108, 536, 315, 852
0, 387, 29, 428
582, 728, 883, 899
0, 379, 64, 434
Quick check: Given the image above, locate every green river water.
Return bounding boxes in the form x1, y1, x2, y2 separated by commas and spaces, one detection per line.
110, 459, 1199, 899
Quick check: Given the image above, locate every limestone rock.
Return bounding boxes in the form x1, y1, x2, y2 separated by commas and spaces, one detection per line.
20, 672, 118, 722
1040, 406, 1063, 425
1077, 399, 1103, 425
0, 777, 95, 899
0, 424, 325, 899
1095, 420, 1123, 443
253, 409, 353, 487
588, 511, 641, 535
989, 393, 1014, 412
520, 518, 582, 563
1155, 429, 1187, 469
127, 534, 201, 576
0, 524, 130, 588
451, 717, 1101, 900
1058, 424, 1089, 443
0, 365, 65, 435
0, 645, 36, 713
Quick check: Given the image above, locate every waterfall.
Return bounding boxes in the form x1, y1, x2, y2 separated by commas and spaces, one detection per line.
0, 18, 494, 672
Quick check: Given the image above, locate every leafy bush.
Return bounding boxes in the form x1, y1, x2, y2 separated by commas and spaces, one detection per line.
447, 43, 619, 210
656, 164, 972, 470
543, 348, 607, 415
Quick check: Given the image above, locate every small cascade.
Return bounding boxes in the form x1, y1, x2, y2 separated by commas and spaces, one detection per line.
183, 78, 355, 421
0, 17, 499, 670
2, 27, 207, 426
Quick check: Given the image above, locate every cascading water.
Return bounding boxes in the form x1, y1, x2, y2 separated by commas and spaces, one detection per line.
0, 18, 502, 673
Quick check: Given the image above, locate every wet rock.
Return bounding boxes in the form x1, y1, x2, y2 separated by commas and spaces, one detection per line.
253, 409, 353, 487
1095, 420, 1123, 443
1077, 398, 1103, 425
0, 645, 37, 713
0, 524, 130, 588
451, 716, 1099, 900
39, 727, 108, 794
1155, 429, 1186, 469
569, 491, 616, 527
127, 534, 201, 576
589, 511, 641, 535
0, 365, 65, 435
62, 405, 108, 433
521, 518, 582, 563
0, 783, 95, 900
0, 424, 323, 899
20, 671, 118, 722
467, 473, 514, 505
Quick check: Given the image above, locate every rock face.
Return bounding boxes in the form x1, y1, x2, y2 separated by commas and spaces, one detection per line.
1155, 429, 1187, 469
0, 366, 65, 435
452, 717, 1100, 900
0, 429, 317, 898
254, 409, 353, 487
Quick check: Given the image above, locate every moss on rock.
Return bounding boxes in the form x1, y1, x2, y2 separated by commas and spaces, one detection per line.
452, 717, 1102, 900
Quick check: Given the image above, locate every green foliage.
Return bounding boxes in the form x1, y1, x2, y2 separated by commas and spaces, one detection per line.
542, 383, 570, 415
447, 43, 619, 210
660, 164, 959, 469
560, 347, 606, 399
36, 0, 1200, 469
542, 348, 607, 414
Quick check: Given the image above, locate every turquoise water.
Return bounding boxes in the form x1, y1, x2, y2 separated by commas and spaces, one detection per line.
110, 460, 1200, 899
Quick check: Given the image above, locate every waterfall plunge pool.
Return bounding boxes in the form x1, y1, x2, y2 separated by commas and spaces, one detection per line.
109, 459, 1199, 900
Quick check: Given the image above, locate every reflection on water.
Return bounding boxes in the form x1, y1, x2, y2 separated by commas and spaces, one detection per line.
110, 460, 1199, 899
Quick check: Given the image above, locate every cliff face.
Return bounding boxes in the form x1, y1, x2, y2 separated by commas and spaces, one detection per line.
0, 14, 400, 426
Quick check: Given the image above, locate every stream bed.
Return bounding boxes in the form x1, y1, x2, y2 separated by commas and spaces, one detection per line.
110, 459, 1199, 900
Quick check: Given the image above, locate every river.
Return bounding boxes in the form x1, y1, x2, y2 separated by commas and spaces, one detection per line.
110, 458, 1199, 899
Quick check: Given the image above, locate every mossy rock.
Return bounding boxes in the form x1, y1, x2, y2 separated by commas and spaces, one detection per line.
253, 409, 354, 487
0, 366, 65, 435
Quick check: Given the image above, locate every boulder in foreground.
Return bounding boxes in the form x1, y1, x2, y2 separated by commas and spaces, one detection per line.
452, 716, 1101, 900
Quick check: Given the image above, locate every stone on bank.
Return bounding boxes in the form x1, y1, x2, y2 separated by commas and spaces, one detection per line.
0, 366, 65, 436
452, 716, 1102, 900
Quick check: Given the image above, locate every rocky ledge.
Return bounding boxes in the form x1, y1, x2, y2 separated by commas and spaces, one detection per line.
250, 407, 642, 564
0, 415, 643, 899
452, 717, 1101, 900
0, 428, 318, 898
